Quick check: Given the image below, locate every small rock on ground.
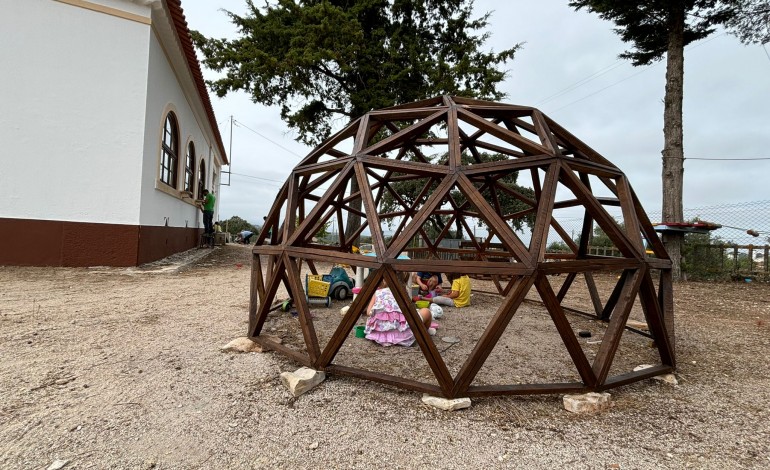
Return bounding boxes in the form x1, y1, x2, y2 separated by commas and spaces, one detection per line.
633, 364, 678, 385
421, 394, 472, 411
563, 392, 611, 413
219, 335, 282, 353
280, 367, 326, 397
47, 460, 69, 470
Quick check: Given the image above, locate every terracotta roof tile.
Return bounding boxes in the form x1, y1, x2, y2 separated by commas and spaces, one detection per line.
167, 0, 228, 164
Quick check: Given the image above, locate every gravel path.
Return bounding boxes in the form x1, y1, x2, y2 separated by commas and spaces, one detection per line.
1, 244, 769, 469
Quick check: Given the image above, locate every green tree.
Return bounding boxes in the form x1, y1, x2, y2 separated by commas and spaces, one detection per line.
682, 230, 728, 280
192, 0, 518, 243
725, 0, 770, 44
315, 220, 332, 239
568, 0, 733, 280
546, 240, 571, 253
379, 151, 534, 239
221, 216, 260, 237
591, 224, 614, 248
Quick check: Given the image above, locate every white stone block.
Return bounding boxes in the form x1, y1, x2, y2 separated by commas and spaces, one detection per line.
626, 320, 649, 330
563, 392, 611, 413
633, 364, 678, 385
219, 335, 281, 353
421, 394, 472, 411
280, 367, 326, 397
219, 337, 260, 353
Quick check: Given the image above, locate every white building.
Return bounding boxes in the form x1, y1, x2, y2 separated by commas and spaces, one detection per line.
0, 0, 228, 266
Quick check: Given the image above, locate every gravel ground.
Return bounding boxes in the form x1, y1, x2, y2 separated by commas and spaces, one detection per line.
1, 244, 769, 469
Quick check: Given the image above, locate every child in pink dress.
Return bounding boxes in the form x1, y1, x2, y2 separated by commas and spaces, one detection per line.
364, 280, 432, 347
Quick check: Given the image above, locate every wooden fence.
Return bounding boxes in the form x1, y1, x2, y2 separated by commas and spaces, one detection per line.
689, 244, 769, 281
407, 238, 770, 281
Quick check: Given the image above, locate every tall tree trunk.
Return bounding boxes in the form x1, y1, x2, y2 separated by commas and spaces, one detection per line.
662, 6, 686, 281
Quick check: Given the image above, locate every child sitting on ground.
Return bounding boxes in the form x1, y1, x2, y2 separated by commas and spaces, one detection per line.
425, 272, 471, 308
364, 272, 433, 347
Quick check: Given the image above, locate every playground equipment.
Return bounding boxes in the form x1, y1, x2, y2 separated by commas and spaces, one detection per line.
327, 266, 354, 300
303, 266, 354, 306
305, 274, 332, 307
249, 96, 675, 399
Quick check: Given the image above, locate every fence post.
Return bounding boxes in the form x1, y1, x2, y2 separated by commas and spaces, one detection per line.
765, 246, 769, 279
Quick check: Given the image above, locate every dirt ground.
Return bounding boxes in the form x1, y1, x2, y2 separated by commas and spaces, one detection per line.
2, 244, 770, 469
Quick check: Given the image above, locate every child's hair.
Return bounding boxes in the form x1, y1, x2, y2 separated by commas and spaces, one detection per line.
446, 272, 461, 282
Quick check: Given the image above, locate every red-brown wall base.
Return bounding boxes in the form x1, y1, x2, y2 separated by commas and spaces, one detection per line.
0, 218, 201, 267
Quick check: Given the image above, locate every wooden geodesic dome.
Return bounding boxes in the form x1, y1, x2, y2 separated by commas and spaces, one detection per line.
249, 95, 674, 399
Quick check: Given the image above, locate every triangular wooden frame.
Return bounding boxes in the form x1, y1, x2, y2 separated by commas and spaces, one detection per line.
249, 96, 675, 399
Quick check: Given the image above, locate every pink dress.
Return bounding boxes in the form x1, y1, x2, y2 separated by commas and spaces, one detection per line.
364, 288, 415, 347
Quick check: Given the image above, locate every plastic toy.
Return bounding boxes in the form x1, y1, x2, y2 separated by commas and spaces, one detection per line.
327, 266, 354, 300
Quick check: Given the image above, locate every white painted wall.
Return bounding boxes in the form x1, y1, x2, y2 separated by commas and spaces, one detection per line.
0, 0, 150, 225
139, 29, 222, 229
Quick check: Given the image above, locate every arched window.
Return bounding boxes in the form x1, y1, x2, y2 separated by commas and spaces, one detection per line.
160, 112, 179, 188
197, 159, 206, 199
184, 141, 195, 192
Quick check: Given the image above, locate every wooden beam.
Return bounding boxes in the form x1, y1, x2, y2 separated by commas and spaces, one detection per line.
255, 181, 288, 246
251, 336, 312, 367
248, 255, 286, 337
447, 106, 462, 170
457, 174, 531, 264
457, 107, 550, 156
384, 175, 457, 259
466, 382, 588, 397
528, 163, 560, 262
638, 268, 675, 367
288, 161, 355, 246
357, 155, 450, 177
452, 276, 536, 396
283, 246, 381, 269
325, 365, 442, 396
460, 155, 555, 176
297, 117, 360, 166
599, 364, 673, 390
383, 267, 454, 397
362, 109, 446, 156
294, 158, 352, 177
616, 175, 645, 253
542, 114, 617, 168
535, 274, 597, 387
249, 253, 265, 335
538, 258, 641, 275
317, 267, 384, 368
390, 259, 534, 276
560, 164, 641, 259
354, 161, 387, 259
584, 273, 605, 318
592, 268, 644, 385
532, 109, 561, 155
283, 253, 321, 363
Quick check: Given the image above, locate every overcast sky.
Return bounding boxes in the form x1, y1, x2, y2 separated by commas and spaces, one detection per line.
181, 0, 770, 228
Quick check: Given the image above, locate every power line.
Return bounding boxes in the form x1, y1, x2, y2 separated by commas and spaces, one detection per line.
547, 63, 660, 113
229, 171, 285, 186
228, 171, 333, 194
535, 60, 627, 106
687, 157, 770, 161
232, 119, 305, 159
546, 33, 726, 114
